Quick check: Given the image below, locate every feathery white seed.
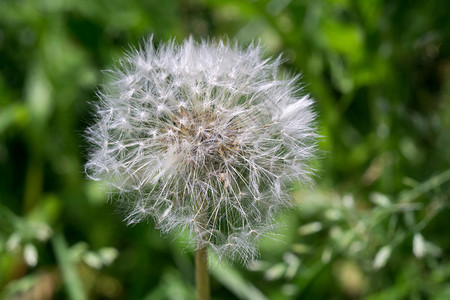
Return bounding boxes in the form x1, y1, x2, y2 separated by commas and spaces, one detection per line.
85, 37, 317, 264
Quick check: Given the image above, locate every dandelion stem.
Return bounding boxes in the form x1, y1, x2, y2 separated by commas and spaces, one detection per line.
195, 244, 210, 300
195, 195, 210, 300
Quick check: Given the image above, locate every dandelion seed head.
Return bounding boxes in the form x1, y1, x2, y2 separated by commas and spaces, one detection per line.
85, 36, 317, 264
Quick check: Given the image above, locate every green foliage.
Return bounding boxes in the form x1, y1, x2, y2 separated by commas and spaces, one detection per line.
0, 0, 448, 299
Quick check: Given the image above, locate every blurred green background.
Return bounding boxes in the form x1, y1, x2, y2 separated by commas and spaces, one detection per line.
1, 0, 449, 299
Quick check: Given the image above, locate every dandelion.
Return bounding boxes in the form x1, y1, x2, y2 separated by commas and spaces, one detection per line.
85, 36, 317, 299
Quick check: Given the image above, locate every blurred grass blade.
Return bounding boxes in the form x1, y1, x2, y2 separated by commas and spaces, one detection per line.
0, 104, 28, 134
51, 233, 86, 300
209, 253, 267, 300
143, 267, 195, 300
0, 202, 21, 232
399, 169, 450, 202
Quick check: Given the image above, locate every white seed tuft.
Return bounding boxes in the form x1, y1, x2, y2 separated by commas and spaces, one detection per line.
85, 36, 318, 264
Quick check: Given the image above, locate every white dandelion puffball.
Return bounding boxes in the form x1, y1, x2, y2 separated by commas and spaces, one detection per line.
86, 37, 317, 263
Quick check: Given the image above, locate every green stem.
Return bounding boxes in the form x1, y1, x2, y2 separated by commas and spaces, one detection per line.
195, 244, 210, 300
195, 195, 210, 300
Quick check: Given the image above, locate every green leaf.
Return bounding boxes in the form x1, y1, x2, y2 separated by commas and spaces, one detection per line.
51, 233, 87, 300
209, 252, 268, 300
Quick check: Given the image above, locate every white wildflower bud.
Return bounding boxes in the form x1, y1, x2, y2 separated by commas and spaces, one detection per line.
298, 222, 322, 235
23, 243, 38, 267
85, 36, 317, 263
6, 233, 21, 252
373, 245, 392, 270
413, 233, 426, 258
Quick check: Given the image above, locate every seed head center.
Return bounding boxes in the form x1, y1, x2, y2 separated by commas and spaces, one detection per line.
162, 107, 241, 166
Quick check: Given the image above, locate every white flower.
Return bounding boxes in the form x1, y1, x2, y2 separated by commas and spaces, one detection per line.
373, 245, 392, 270
413, 233, 426, 258
85, 37, 317, 263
